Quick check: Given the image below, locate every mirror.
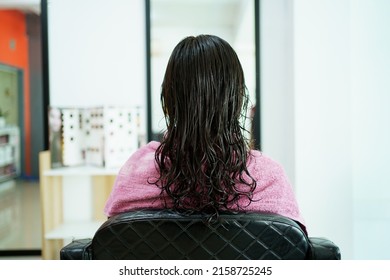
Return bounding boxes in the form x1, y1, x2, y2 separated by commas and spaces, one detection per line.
148, 0, 258, 145
0, 3, 43, 254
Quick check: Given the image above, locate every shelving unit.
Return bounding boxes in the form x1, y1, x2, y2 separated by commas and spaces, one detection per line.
39, 151, 117, 259
0, 126, 19, 239
0, 180, 17, 243
0, 126, 20, 183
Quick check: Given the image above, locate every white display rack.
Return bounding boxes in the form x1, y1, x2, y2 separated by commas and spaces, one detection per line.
49, 106, 145, 169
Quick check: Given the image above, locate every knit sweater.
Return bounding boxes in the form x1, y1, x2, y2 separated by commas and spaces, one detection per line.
104, 141, 306, 232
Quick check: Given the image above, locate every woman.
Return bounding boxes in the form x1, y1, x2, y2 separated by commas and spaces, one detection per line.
104, 35, 306, 233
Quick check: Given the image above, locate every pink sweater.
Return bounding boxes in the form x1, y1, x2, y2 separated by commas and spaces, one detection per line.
104, 141, 306, 232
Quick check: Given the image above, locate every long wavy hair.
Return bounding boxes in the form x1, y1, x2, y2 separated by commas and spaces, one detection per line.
155, 35, 256, 217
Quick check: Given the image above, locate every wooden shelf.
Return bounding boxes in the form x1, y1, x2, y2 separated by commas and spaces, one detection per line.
39, 151, 116, 259
43, 165, 119, 176
45, 220, 105, 240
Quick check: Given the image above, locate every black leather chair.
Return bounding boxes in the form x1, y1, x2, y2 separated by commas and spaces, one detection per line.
60, 210, 341, 260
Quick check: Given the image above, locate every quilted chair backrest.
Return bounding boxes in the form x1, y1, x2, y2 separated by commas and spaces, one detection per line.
91, 210, 310, 260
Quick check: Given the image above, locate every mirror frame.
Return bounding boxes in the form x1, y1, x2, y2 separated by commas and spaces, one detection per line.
41, 0, 50, 151
145, 0, 261, 149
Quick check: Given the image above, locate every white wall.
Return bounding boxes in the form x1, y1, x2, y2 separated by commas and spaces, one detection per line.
262, 0, 353, 259
293, 0, 353, 259
261, 0, 390, 259
260, 0, 295, 184
48, 0, 146, 108
350, 0, 390, 259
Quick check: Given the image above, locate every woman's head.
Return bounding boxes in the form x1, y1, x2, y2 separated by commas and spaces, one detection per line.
161, 34, 247, 139
155, 35, 256, 217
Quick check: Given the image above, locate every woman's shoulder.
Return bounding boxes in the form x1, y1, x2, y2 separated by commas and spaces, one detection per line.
118, 141, 160, 177
128, 141, 160, 159
139, 140, 161, 152
249, 149, 283, 167
247, 149, 287, 180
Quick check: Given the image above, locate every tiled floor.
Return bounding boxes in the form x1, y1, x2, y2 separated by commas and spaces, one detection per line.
0, 179, 41, 253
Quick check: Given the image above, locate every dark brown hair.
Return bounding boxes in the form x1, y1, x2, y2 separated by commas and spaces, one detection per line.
155, 35, 256, 217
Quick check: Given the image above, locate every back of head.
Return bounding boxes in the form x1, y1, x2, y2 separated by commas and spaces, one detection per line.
155, 34, 256, 216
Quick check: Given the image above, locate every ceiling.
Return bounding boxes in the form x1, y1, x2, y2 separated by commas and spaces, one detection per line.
0, 0, 247, 20
0, 0, 249, 39
0, 0, 253, 55
0, 0, 40, 14
151, 0, 252, 55
151, 0, 243, 30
